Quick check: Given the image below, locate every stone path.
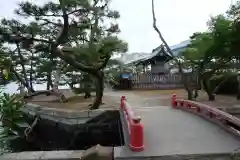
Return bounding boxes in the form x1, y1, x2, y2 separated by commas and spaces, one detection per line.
104, 91, 170, 109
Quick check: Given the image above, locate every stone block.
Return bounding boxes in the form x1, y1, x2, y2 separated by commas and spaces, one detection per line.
26, 103, 42, 110
53, 110, 70, 118
88, 110, 104, 118
59, 110, 90, 119
77, 118, 89, 124
1, 150, 86, 160
41, 150, 77, 159
27, 111, 36, 116
38, 109, 55, 117
82, 145, 112, 160
71, 150, 85, 159
62, 119, 78, 125
69, 110, 89, 118
41, 114, 60, 122
2, 151, 45, 160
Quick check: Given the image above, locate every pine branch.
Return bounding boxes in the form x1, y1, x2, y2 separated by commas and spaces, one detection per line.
54, 0, 69, 47
55, 48, 95, 73
0, 28, 52, 44
152, 0, 173, 56
40, 19, 60, 26
97, 55, 111, 70
67, 8, 90, 15
16, 43, 29, 86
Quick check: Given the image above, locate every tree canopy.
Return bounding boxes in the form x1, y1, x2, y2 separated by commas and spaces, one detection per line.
0, 0, 128, 109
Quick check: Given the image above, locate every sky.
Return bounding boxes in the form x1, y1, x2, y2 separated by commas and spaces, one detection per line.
0, 0, 234, 93
0, 0, 232, 54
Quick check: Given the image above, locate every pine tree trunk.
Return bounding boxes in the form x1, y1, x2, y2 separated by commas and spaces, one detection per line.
82, 74, 92, 99
52, 69, 67, 103
84, 87, 91, 99
90, 71, 104, 110
53, 69, 60, 90
237, 89, 240, 100
186, 89, 193, 100
19, 84, 26, 97
202, 78, 215, 101
46, 71, 53, 91
237, 75, 240, 100
29, 51, 35, 93
193, 89, 199, 100
16, 43, 30, 90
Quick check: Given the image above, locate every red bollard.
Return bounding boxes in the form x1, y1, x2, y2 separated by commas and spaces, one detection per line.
120, 96, 126, 109
129, 116, 144, 152
187, 103, 191, 108
172, 93, 177, 108
197, 107, 201, 113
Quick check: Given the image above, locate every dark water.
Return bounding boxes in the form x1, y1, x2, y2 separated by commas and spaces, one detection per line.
0, 110, 124, 154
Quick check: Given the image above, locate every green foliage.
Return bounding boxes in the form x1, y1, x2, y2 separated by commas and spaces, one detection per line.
0, 93, 28, 142
183, 14, 233, 64
173, 2, 240, 99
0, 0, 127, 108
210, 75, 239, 95
104, 69, 120, 86
183, 33, 213, 61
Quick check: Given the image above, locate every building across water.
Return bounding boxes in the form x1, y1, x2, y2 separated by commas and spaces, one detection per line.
114, 40, 191, 90
116, 40, 190, 74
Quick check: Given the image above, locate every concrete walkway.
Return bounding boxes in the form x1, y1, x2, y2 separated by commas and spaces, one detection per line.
112, 91, 240, 159
104, 91, 164, 108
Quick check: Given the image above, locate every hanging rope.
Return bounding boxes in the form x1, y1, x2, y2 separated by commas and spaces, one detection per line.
24, 116, 40, 141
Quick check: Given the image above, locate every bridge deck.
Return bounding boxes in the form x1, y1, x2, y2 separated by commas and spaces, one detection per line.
115, 106, 240, 159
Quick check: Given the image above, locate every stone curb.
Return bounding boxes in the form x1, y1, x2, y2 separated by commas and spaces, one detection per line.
23, 103, 106, 119
1, 150, 84, 160
1, 146, 113, 160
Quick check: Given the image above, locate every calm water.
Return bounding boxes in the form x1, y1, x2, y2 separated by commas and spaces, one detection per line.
2, 82, 69, 95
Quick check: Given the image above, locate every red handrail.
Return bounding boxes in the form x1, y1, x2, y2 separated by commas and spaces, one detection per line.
172, 94, 240, 137
120, 96, 144, 152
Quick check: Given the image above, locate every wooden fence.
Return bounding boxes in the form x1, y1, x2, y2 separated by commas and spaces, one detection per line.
131, 73, 184, 89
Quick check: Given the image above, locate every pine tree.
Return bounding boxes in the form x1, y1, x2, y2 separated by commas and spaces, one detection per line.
0, 0, 127, 109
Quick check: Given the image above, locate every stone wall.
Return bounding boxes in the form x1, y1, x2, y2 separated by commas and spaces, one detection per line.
2, 150, 84, 160
17, 103, 124, 151
1, 145, 113, 160
23, 103, 105, 125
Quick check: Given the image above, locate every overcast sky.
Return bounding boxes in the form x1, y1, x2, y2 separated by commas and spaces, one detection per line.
0, 0, 233, 53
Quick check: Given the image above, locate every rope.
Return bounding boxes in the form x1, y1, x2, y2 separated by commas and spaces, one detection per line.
24, 116, 40, 140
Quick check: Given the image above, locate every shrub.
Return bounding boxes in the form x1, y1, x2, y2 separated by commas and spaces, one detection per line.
210, 75, 239, 95
0, 93, 29, 142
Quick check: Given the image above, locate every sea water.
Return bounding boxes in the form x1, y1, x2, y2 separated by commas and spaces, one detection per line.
1, 82, 70, 95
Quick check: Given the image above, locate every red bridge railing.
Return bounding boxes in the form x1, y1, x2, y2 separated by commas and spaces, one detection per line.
120, 96, 144, 152
172, 94, 240, 137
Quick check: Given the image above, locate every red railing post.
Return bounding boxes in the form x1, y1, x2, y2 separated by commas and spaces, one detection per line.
129, 116, 144, 152
172, 93, 177, 108
120, 96, 126, 109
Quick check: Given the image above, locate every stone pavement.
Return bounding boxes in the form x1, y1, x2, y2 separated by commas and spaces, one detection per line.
112, 91, 240, 159
104, 91, 169, 108
1, 146, 112, 160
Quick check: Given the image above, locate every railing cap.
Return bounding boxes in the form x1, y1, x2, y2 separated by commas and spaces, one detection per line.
121, 96, 126, 100
132, 116, 141, 123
